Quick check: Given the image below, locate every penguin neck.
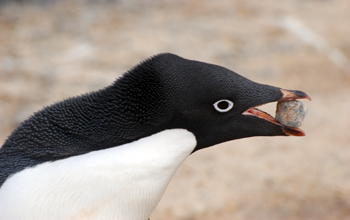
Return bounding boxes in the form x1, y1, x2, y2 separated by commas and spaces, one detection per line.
0, 65, 172, 186
87, 68, 169, 147
4, 67, 168, 153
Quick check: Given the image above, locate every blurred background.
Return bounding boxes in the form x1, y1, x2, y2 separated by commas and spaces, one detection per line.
0, 0, 350, 219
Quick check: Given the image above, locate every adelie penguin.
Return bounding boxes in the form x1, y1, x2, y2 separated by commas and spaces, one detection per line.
0, 53, 311, 220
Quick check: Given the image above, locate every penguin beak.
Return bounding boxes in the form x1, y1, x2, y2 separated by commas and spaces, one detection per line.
242, 89, 311, 136
278, 89, 312, 102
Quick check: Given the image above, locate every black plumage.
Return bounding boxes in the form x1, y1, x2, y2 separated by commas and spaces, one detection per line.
1, 53, 305, 186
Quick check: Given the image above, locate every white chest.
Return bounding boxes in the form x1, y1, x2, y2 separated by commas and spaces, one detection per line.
0, 129, 196, 220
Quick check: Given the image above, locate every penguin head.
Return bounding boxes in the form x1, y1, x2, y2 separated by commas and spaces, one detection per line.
113, 53, 310, 151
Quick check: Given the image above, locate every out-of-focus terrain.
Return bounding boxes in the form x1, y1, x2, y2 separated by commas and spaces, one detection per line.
1, 0, 350, 219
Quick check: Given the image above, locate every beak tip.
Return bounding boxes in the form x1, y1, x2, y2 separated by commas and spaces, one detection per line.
280, 89, 311, 101
294, 90, 312, 101
282, 126, 306, 136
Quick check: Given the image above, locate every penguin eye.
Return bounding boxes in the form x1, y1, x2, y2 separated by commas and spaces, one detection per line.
213, 99, 234, 113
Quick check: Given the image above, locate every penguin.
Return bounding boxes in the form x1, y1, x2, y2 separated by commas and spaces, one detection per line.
0, 53, 310, 220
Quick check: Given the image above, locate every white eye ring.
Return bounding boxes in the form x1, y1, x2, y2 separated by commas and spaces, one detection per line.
213, 99, 234, 113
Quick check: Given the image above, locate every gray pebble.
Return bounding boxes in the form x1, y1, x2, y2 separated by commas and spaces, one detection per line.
275, 100, 307, 128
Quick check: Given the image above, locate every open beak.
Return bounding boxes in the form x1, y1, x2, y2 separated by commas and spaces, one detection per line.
242, 89, 311, 136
